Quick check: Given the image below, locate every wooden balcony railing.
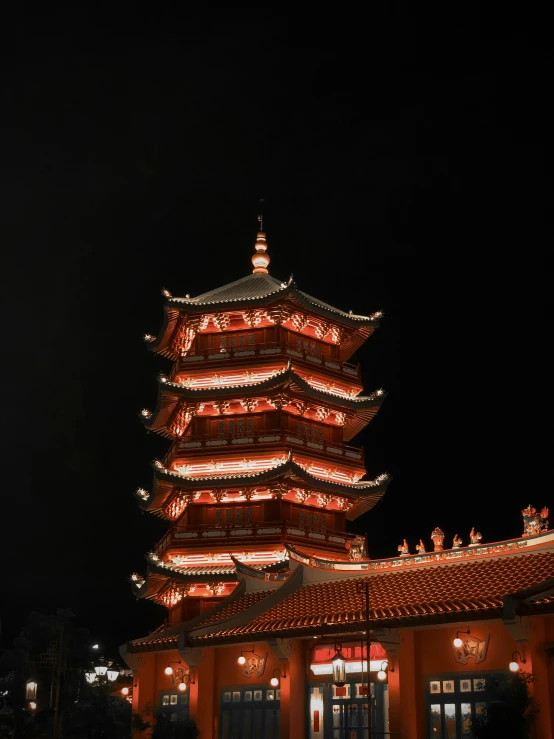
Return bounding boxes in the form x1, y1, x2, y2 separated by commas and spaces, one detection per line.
154, 521, 356, 557
174, 342, 360, 378
172, 429, 364, 462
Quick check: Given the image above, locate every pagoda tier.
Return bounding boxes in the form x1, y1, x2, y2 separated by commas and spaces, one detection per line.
132, 228, 388, 624
142, 364, 385, 442
145, 272, 382, 363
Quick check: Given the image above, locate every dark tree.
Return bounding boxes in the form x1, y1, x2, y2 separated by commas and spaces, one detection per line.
475, 672, 539, 739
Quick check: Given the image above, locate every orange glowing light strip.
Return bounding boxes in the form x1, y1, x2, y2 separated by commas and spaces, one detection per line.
172, 366, 285, 390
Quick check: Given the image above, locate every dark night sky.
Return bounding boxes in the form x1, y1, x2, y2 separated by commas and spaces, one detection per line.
1, 8, 552, 655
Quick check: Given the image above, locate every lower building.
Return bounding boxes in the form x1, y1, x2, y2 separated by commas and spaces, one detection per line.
122, 520, 554, 739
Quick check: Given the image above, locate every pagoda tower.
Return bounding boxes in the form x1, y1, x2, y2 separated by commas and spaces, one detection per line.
131, 226, 390, 626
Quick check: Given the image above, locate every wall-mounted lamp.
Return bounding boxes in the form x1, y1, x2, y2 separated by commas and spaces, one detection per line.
237, 649, 267, 677
270, 667, 287, 687
377, 661, 393, 681
453, 629, 471, 648
509, 651, 527, 673
163, 660, 195, 689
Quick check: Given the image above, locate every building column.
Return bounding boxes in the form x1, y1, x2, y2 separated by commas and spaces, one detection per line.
397, 630, 419, 739
189, 647, 216, 738
126, 652, 155, 738
524, 617, 553, 739
286, 640, 306, 739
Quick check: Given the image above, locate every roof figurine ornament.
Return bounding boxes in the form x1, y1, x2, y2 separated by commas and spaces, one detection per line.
345, 534, 366, 561
452, 533, 463, 549
469, 527, 482, 546
251, 201, 270, 274
415, 539, 426, 554
397, 539, 410, 556
431, 527, 445, 552
522, 504, 549, 537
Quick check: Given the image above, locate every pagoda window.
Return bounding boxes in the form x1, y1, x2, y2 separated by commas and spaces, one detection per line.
244, 507, 252, 524
235, 508, 242, 525
305, 512, 311, 529
225, 508, 233, 525
215, 509, 223, 527
247, 333, 255, 345
299, 510, 304, 526
214, 417, 257, 439
296, 421, 325, 440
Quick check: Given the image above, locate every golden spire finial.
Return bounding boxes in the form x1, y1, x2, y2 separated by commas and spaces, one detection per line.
252, 199, 270, 274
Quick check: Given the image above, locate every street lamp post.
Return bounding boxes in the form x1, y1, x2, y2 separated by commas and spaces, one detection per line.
85, 657, 120, 687
357, 580, 372, 739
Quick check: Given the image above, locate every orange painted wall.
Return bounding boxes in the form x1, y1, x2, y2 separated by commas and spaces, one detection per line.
132, 616, 554, 739
407, 617, 553, 739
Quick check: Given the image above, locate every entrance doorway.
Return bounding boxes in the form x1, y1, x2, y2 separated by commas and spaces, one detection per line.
309, 681, 386, 739
220, 685, 280, 739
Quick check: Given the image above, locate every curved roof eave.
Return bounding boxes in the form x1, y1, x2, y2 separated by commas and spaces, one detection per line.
143, 456, 390, 513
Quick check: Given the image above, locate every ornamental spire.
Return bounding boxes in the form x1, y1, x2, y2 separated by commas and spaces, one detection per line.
251, 199, 270, 274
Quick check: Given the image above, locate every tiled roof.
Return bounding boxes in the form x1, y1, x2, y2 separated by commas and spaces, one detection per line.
166, 273, 375, 324
193, 551, 554, 642
195, 590, 274, 628
129, 623, 182, 649
146, 459, 389, 520
172, 273, 286, 304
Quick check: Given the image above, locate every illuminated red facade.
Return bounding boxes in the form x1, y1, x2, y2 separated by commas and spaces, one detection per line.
123, 228, 554, 739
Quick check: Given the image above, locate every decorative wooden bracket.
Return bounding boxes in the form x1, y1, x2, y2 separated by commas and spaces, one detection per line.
177, 644, 204, 668
502, 596, 532, 643
267, 637, 295, 661
372, 627, 401, 654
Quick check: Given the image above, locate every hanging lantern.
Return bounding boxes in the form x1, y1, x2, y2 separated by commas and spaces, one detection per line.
25, 680, 38, 701
332, 644, 347, 687
84, 670, 97, 684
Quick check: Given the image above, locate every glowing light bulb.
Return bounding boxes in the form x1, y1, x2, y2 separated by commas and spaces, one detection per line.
164, 666, 173, 676
237, 655, 246, 665
453, 637, 463, 648
29, 701, 37, 710
178, 681, 187, 692
509, 661, 519, 673
377, 669, 387, 681
270, 677, 279, 687
122, 687, 129, 696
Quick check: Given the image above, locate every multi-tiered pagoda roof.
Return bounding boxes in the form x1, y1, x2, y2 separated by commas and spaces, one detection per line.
131, 227, 390, 619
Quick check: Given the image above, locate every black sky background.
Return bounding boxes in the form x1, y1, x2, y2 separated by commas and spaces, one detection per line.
1, 7, 552, 656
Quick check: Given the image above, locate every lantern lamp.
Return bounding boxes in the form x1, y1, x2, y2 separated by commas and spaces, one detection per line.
453, 629, 470, 648
164, 665, 173, 676
106, 665, 120, 682
121, 687, 129, 696
25, 680, 38, 701
332, 644, 347, 687
94, 659, 108, 677
509, 651, 526, 672
85, 670, 97, 684
178, 681, 187, 692
237, 655, 246, 665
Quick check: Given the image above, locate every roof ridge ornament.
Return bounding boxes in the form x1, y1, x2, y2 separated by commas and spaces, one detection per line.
252, 201, 270, 274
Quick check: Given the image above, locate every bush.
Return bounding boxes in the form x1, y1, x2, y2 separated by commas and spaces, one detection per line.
474, 672, 539, 739
151, 712, 199, 739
